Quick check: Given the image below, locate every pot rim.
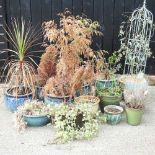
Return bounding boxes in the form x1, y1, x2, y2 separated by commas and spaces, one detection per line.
5, 87, 32, 97
95, 79, 114, 82
125, 105, 144, 111
74, 95, 100, 104
45, 94, 70, 99
104, 105, 124, 114
23, 114, 49, 118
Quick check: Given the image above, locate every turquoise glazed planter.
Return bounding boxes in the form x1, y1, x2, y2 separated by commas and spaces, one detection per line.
95, 80, 113, 89
4, 89, 32, 112
104, 105, 124, 125
23, 115, 50, 126
44, 95, 71, 105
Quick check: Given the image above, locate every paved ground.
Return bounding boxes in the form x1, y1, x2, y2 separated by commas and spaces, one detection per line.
0, 86, 155, 155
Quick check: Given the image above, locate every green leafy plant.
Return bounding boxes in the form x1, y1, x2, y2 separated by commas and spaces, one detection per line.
49, 103, 100, 144
2, 18, 41, 95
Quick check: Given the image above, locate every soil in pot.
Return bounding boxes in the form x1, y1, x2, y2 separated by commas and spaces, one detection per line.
125, 103, 144, 126
8, 87, 32, 96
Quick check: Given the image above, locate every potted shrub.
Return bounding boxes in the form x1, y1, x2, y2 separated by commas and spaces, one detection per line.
37, 11, 103, 105
3, 19, 40, 112
124, 73, 148, 126
104, 105, 124, 125
94, 49, 122, 90
15, 100, 52, 131
49, 103, 99, 144
97, 80, 122, 112
74, 95, 100, 114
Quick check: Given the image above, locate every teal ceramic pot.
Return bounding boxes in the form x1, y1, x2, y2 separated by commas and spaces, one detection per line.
44, 95, 71, 105
104, 105, 124, 125
95, 80, 113, 89
23, 115, 50, 126
4, 88, 32, 112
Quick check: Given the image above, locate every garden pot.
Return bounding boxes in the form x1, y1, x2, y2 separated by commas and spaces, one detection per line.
23, 115, 50, 126
126, 107, 144, 126
4, 88, 32, 112
75, 84, 91, 97
104, 105, 124, 125
35, 86, 43, 101
75, 95, 100, 114
95, 79, 113, 90
99, 94, 122, 112
44, 95, 71, 105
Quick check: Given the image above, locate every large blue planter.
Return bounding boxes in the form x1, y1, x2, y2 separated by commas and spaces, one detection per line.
95, 80, 113, 90
23, 115, 50, 126
44, 95, 71, 105
4, 89, 32, 112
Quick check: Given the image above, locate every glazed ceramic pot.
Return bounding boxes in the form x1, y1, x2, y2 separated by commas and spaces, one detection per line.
44, 95, 71, 105
104, 105, 124, 125
126, 107, 144, 126
75, 84, 91, 97
23, 115, 50, 126
95, 80, 113, 89
4, 88, 32, 112
74, 95, 100, 114
35, 86, 43, 101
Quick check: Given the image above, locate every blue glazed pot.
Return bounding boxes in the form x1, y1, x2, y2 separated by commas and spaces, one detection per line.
35, 86, 43, 101
23, 115, 50, 126
76, 85, 91, 97
4, 89, 32, 112
104, 105, 124, 125
44, 95, 71, 105
95, 80, 113, 90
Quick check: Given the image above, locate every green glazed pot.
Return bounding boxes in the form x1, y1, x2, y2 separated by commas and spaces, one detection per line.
104, 105, 124, 125
99, 94, 122, 107
126, 107, 144, 126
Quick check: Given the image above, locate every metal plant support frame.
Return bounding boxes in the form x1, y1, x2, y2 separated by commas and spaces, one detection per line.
124, 0, 154, 74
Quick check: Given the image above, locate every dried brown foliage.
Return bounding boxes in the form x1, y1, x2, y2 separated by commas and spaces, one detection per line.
38, 11, 102, 96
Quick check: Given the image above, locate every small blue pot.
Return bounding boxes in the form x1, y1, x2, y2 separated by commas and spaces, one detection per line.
23, 115, 50, 126
104, 105, 124, 125
76, 85, 91, 97
4, 89, 32, 112
44, 95, 71, 105
95, 80, 113, 90
35, 86, 43, 101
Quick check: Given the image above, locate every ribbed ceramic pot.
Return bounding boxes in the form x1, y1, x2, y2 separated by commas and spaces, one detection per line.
4, 88, 32, 112
104, 105, 124, 125
74, 95, 100, 114
23, 115, 50, 126
126, 107, 144, 126
44, 95, 71, 105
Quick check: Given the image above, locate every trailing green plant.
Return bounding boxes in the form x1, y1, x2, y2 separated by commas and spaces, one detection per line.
15, 100, 53, 131
2, 18, 41, 96
49, 103, 100, 144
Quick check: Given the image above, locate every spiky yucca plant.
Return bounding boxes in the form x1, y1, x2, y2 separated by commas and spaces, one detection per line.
2, 19, 41, 96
